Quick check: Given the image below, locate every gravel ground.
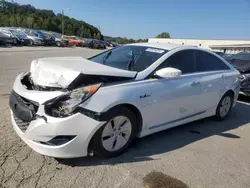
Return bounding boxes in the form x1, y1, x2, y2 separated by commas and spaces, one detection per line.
1, 47, 250, 188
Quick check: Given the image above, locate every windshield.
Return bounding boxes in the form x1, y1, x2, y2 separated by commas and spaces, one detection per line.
9, 29, 23, 36
53, 33, 62, 38
24, 30, 37, 37
88, 45, 168, 72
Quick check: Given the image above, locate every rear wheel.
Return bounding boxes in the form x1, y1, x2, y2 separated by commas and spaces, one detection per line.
214, 92, 233, 121
92, 107, 137, 158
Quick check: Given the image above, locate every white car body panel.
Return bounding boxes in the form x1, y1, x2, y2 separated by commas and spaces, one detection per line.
10, 43, 241, 158
13, 73, 66, 104
30, 57, 137, 88
11, 110, 105, 158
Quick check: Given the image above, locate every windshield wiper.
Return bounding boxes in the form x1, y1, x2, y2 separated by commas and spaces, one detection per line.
102, 51, 112, 65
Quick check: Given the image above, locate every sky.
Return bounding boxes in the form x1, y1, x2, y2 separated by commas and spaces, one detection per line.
10, 0, 250, 40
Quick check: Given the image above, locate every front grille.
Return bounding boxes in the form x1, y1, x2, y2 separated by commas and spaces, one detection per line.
13, 91, 39, 113
10, 90, 39, 132
13, 114, 30, 132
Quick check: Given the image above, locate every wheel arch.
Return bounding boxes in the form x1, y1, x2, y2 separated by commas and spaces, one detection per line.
222, 89, 235, 100
101, 103, 143, 135
87, 103, 143, 155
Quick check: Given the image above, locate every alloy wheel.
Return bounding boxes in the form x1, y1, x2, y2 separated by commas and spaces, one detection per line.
101, 116, 132, 152
219, 96, 231, 117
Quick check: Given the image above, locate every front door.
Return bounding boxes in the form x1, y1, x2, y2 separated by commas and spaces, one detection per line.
145, 50, 204, 129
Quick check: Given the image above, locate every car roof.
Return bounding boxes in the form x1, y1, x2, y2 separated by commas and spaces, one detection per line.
127, 42, 185, 50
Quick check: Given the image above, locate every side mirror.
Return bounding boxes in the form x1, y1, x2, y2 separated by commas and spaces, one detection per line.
155, 67, 182, 78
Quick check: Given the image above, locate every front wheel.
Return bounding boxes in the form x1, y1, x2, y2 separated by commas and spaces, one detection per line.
92, 107, 137, 158
56, 41, 61, 47
29, 39, 34, 46
13, 38, 18, 45
214, 92, 233, 121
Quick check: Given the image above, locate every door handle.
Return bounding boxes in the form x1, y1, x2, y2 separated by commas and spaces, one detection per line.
191, 80, 201, 86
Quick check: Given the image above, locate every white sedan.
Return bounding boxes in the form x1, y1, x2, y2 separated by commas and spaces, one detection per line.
9, 43, 241, 158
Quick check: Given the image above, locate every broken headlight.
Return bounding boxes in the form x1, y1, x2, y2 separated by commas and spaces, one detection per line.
46, 83, 101, 117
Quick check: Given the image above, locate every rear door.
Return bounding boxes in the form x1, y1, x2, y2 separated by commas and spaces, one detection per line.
194, 50, 231, 111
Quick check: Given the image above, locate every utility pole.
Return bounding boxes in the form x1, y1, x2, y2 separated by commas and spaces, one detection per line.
61, 8, 71, 36
11, 0, 16, 26
11, 0, 14, 14
61, 10, 64, 35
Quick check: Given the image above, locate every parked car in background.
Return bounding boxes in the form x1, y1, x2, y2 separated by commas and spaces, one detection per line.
18, 29, 44, 46
51, 33, 68, 47
0, 30, 13, 45
109, 41, 120, 47
78, 37, 91, 47
9, 43, 240, 158
88, 39, 106, 49
227, 52, 250, 96
104, 41, 113, 47
35, 30, 55, 46
62, 35, 83, 47
0, 28, 25, 46
82, 38, 94, 47
7, 28, 31, 46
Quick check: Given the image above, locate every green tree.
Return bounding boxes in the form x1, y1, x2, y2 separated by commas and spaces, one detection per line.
0, 0, 101, 38
96, 32, 101, 40
26, 17, 34, 28
155, 32, 170, 38
9, 16, 16, 26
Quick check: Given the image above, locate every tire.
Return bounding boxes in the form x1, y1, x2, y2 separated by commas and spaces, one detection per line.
214, 92, 233, 121
29, 40, 34, 46
92, 107, 138, 158
13, 38, 18, 46
56, 41, 61, 47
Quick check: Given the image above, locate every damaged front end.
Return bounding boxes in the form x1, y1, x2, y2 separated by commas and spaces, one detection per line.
20, 73, 134, 118
18, 57, 136, 118
44, 83, 102, 117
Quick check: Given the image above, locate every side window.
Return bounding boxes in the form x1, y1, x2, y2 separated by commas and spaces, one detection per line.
195, 50, 230, 72
157, 50, 196, 74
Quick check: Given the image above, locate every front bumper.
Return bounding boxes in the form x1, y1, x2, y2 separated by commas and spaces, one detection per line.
10, 73, 105, 158
11, 110, 104, 158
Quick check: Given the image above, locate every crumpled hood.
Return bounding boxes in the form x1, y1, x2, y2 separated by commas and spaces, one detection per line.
30, 56, 137, 88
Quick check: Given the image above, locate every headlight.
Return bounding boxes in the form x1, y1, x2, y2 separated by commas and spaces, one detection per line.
46, 83, 101, 117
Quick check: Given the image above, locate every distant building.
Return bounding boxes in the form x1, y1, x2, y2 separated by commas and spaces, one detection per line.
148, 38, 250, 54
